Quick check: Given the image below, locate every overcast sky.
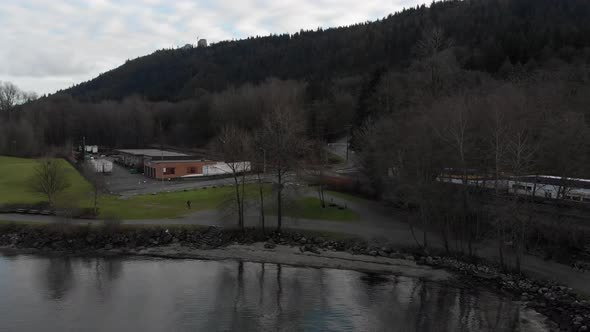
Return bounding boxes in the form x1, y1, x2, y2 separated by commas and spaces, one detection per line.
1, 0, 423, 95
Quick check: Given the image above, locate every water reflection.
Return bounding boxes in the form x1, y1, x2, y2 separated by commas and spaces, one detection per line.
43, 257, 74, 300
0, 254, 543, 332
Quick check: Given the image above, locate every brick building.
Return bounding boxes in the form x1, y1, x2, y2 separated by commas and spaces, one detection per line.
144, 159, 251, 180
115, 148, 251, 180
144, 159, 217, 180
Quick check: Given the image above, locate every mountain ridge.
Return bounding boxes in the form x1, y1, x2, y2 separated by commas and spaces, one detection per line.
59, 0, 590, 102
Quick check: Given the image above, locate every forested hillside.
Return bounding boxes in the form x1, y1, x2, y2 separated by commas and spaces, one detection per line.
3, 0, 590, 284
63, 0, 590, 102
1, 0, 590, 181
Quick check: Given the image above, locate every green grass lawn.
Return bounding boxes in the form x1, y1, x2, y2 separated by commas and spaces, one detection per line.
267, 196, 359, 222
0, 156, 93, 207
103, 188, 358, 221
98, 187, 237, 219
325, 190, 373, 204
1, 156, 358, 222
296, 197, 359, 221
326, 151, 346, 165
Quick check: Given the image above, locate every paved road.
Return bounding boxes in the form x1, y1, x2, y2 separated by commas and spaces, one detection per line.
326, 140, 359, 174
3, 191, 590, 296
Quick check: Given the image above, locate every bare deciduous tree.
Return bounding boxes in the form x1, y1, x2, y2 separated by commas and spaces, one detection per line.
0, 81, 36, 113
29, 159, 71, 208
506, 127, 538, 273
259, 106, 308, 231
0, 81, 21, 112
81, 162, 107, 216
413, 27, 456, 99
306, 139, 330, 208
215, 125, 252, 231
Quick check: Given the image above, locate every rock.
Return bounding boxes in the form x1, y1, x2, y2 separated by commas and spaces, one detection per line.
580, 325, 588, 331
264, 240, 276, 249
85, 234, 96, 244
404, 255, 415, 261
299, 237, 307, 244
104, 244, 113, 250
369, 250, 378, 256
303, 244, 320, 255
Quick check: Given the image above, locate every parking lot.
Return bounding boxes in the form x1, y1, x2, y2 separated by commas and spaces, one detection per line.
104, 162, 259, 197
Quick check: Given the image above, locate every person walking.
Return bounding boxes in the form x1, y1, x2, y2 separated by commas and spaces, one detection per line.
186, 200, 191, 209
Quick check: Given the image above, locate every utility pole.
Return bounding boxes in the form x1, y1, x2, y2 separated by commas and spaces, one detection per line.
159, 120, 164, 187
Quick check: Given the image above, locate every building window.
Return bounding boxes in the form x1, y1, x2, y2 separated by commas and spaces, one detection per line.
163, 167, 176, 175
512, 184, 527, 190
187, 167, 196, 174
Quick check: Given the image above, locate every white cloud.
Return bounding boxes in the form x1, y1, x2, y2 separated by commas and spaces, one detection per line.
0, 0, 424, 95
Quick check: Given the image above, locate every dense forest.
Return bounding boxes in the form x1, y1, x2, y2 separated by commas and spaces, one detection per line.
62, 0, 590, 102
2, 0, 590, 262
1, 0, 589, 185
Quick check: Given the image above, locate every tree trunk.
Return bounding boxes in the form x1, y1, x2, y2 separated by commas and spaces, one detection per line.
443, 215, 450, 254
240, 166, 246, 229
94, 188, 99, 215
233, 174, 243, 230
277, 170, 282, 232
420, 202, 428, 251
317, 183, 325, 208
257, 172, 265, 233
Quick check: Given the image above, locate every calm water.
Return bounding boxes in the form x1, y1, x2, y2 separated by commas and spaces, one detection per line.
0, 253, 545, 332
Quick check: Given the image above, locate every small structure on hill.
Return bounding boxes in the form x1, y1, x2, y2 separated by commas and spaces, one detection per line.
198, 39, 208, 48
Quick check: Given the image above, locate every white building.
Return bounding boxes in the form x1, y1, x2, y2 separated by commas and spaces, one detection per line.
84, 145, 98, 153
202, 162, 251, 176
508, 176, 590, 203
89, 158, 113, 174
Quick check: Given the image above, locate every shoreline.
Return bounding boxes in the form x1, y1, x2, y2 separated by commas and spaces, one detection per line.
0, 243, 451, 281
0, 242, 555, 331
0, 224, 586, 330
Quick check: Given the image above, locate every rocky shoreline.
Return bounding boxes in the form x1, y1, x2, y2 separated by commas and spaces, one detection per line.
419, 255, 589, 331
0, 223, 588, 331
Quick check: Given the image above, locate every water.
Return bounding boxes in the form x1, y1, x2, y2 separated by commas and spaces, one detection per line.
0, 253, 546, 332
